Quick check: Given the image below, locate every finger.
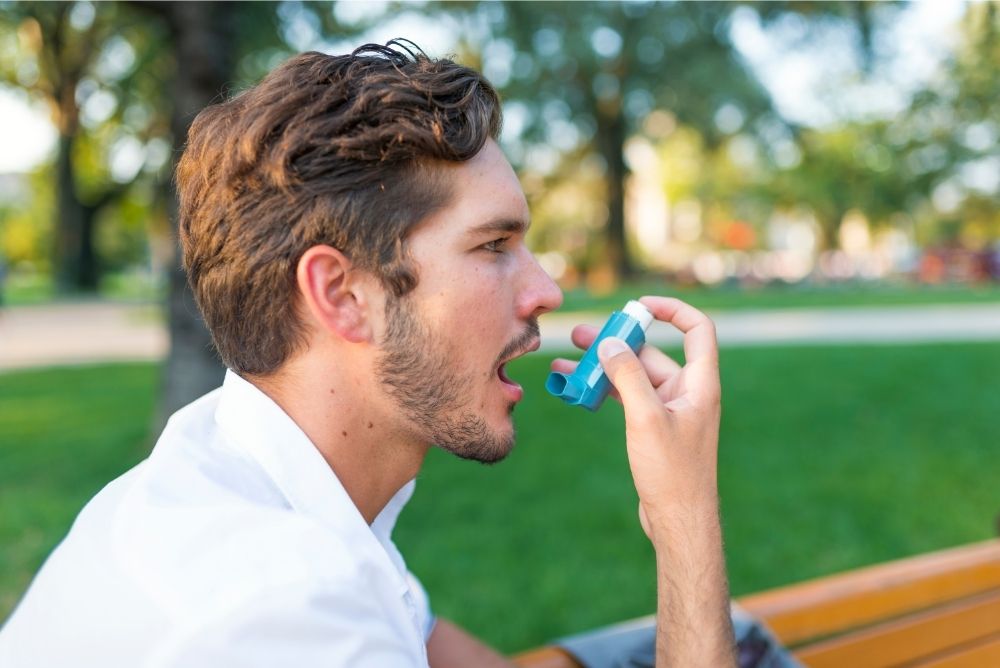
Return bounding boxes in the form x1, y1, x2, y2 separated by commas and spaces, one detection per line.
570, 324, 600, 351
638, 296, 719, 368
597, 337, 661, 417
638, 502, 652, 541
638, 344, 682, 387
549, 358, 578, 375
573, 324, 681, 386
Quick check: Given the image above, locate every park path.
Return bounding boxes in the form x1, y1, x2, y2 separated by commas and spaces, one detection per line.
0, 302, 168, 371
553, 302, 1000, 351
1, 300, 999, 371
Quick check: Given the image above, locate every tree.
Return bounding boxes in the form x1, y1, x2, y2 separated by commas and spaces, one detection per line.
767, 2, 999, 252
140, 1, 363, 420
131, 2, 234, 421
906, 1, 1000, 239
448, 1, 776, 279
4, 1, 377, 417
1, 1, 170, 292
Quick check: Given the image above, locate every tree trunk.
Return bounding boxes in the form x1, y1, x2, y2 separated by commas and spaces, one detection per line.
78, 203, 99, 290
47, 3, 101, 294
53, 133, 116, 292
596, 107, 636, 279
155, 1, 234, 425
53, 139, 133, 293
53, 134, 86, 292
820, 204, 847, 251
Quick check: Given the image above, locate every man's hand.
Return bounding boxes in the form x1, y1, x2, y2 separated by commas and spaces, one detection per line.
426, 618, 515, 668
551, 296, 736, 666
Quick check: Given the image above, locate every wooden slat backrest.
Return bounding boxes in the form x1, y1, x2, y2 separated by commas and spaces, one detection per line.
512, 646, 581, 668
737, 539, 1000, 646
510, 539, 1000, 666
914, 630, 1000, 668
794, 588, 1000, 667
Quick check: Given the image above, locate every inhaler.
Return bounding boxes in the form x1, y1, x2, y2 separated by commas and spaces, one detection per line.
546, 300, 654, 412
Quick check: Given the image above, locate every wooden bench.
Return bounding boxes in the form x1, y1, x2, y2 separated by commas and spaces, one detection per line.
513, 539, 1000, 667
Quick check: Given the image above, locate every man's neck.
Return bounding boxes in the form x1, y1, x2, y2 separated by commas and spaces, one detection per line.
248, 359, 429, 525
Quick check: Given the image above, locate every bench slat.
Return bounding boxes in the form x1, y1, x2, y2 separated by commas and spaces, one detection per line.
794, 588, 1000, 668
512, 646, 581, 668
739, 540, 1000, 645
912, 631, 1000, 668
510, 540, 1000, 665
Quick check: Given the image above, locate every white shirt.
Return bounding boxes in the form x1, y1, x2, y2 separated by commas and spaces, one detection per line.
0, 371, 434, 667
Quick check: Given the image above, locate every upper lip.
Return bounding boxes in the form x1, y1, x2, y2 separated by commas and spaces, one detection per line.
500, 338, 540, 366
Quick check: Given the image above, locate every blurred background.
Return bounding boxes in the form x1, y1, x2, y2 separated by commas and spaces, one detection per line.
0, 0, 998, 654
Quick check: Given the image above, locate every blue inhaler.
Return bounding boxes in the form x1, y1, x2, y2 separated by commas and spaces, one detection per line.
546, 300, 654, 412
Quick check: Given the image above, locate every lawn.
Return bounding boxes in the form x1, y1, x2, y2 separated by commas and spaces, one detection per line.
6, 272, 1000, 315
2, 271, 164, 306
0, 364, 157, 619
1, 345, 997, 653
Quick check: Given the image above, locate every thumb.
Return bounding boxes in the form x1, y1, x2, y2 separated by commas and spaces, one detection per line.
598, 337, 660, 408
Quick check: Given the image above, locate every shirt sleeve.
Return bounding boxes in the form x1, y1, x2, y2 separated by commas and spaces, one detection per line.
405, 570, 436, 640
149, 578, 427, 668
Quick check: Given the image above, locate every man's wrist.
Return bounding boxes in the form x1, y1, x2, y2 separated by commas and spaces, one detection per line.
643, 495, 721, 547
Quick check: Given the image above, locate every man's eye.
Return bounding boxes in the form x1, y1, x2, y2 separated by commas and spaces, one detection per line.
482, 237, 510, 253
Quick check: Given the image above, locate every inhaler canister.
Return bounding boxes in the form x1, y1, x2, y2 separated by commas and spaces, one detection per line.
546, 300, 654, 412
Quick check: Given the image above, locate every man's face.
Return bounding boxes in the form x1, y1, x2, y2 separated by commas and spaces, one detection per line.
375, 140, 563, 463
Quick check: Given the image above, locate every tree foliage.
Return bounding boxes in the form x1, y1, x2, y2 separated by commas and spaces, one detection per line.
444, 1, 776, 279
1, 1, 172, 291
1, 0, 996, 409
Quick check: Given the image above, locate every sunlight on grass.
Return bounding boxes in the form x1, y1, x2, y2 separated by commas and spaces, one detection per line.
1, 346, 997, 652
0, 364, 158, 616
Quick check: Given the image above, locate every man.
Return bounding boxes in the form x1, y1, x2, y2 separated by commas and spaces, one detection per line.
0, 42, 734, 666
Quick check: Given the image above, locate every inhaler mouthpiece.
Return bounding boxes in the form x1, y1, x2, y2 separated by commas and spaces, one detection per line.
545, 300, 653, 412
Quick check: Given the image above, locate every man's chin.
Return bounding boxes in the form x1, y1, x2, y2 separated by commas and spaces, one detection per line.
448, 440, 514, 465
436, 422, 515, 465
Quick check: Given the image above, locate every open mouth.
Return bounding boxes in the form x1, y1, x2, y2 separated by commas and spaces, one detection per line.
497, 362, 518, 387
495, 338, 540, 390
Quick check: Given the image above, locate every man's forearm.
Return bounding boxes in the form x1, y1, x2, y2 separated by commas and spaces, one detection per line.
573, 299, 734, 666
426, 618, 515, 668
651, 501, 736, 667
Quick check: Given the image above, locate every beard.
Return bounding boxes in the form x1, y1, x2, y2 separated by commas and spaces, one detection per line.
375, 295, 537, 464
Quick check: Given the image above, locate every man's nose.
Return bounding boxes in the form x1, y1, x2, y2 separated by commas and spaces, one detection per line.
519, 250, 564, 319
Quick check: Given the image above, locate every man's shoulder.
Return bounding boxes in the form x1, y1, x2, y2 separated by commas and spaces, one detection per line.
4, 376, 433, 665
122, 496, 365, 611
4, 491, 421, 668
64, 387, 364, 614
158, 383, 225, 445
113, 441, 362, 607
19, 461, 368, 645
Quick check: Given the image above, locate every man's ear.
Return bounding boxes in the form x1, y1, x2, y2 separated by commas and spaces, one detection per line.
296, 245, 374, 344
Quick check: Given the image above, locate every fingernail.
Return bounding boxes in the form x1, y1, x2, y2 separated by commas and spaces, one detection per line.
598, 337, 629, 358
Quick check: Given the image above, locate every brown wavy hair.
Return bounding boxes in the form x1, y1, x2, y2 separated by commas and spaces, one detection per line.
176, 41, 502, 375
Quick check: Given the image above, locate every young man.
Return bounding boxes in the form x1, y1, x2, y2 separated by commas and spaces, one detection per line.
0, 43, 734, 666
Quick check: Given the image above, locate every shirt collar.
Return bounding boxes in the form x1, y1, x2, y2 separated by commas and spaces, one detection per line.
214, 370, 411, 584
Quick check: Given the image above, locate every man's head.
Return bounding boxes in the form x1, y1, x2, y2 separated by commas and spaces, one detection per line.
177, 41, 562, 462
177, 42, 501, 375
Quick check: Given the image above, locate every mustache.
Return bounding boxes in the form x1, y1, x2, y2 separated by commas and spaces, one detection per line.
494, 318, 540, 368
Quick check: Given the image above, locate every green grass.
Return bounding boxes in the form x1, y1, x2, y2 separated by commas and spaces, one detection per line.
0, 364, 159, 617
2, 270, 164, 306
558, 280, 1000, 313
2, 347, 998, 653
1, 272, 54, 306
397, 343, 1000, 650
6, 272, 1000, 314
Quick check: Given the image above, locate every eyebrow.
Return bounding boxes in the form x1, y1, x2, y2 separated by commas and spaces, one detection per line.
466, 218, 531, 237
